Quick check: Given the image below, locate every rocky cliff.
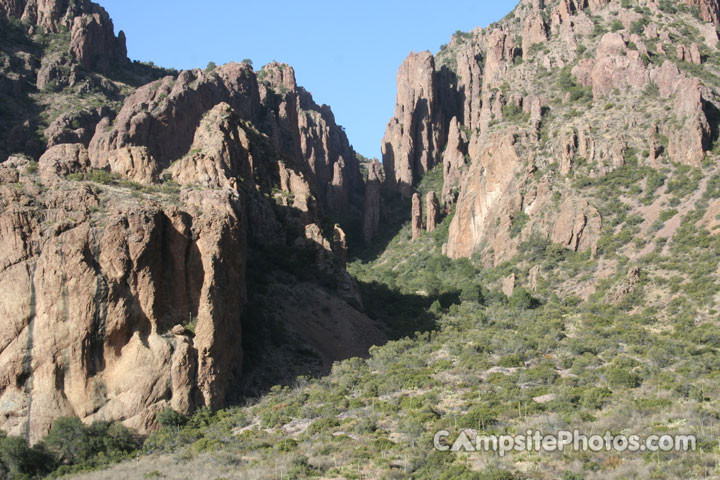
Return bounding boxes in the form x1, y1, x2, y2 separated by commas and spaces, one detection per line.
0, 0, 127, 72
0, 1, 379, 442
383, 0, 720, 265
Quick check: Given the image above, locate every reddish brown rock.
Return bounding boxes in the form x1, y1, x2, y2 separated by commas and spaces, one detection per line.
411, 192, 423, 240
38, 143, 90, 177
441, 117, 468, 205
382, 52, 448, 196
259, 62, 363, 213
169, 103, 254, 190
362, 159, 383, 245
89, 65, 261, 178
589, 33, 649, 97
454, 41, 484, 131
683, 0, 720, 24
0, 180, 246, 442
551, 197, 602, 254
426, 191, 440, 232
446, 134, 523, 261
522, 12, 548, 60
69, 12, 127, 73
677, 43, 703, 65
45, 107, 112, 148
1, 0, 127, 73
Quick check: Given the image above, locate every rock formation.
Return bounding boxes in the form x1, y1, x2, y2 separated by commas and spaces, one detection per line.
0, 174, 246, 442
381, 0, 720, 263
382, 52, 453, 197
362, 159, 383, 245
0, 1, 376, 443
88, 61, 362, 213
441, 117, 468, 206
684, 0, 720, 24
411, 193, 423, 240
426, 191, 440, 232
0, 0, 127, 72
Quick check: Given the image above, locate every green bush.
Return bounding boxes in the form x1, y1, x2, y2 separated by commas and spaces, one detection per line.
509, 288, 538, 310
0, 432, 55, 478
156, 408, 188, 429
45, 417, 138, 466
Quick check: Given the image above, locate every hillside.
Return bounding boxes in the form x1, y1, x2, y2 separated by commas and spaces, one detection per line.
2, 0, 720, 479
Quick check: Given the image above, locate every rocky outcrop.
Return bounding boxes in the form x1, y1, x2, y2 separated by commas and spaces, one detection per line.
89, 62, 361, 213
37, 143, 90, 177
411, 192, 423, 240
45, 107, 113, 148
382, 52, 450, 196
446, 134, 522, 260
583, 33, 649, 98
650, 61, 712, 166
441, 117, 468, 206
362, 159, 383, 245
502, 273, 516, 297
551, 198, 602, 255
0, 174, 246, 442
522, 12, 548, 60
677, 43, 702, 65
683, 0, 720, 24
88, 65, 261, 176
259, 62, 363, 212
0, 0, 127, 73
69, 11, 127, 73
426, 191, 440, 232
169, 103, 255, 190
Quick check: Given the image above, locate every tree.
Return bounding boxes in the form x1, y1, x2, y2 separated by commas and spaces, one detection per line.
0, 432, 56, 477
460, 284, 484, 304
45, 417, 92, 464
509, 287, 538, 310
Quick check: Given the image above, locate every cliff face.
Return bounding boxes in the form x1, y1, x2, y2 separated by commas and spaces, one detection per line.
383, 0, 720, 265
0, 1, 378, 442
381, 52, 457, 197
0, 163, 246, 442
88, 61, 363, 214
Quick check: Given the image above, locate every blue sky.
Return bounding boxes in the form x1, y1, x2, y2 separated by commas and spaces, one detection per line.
101, 1, 518, 158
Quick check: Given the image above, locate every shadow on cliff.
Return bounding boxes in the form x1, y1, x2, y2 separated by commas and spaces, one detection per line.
347, 189, 412, 263
229, 209, 442, 401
